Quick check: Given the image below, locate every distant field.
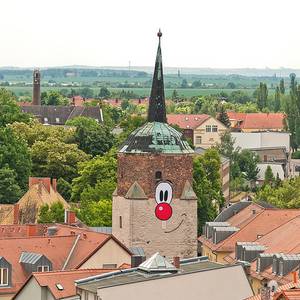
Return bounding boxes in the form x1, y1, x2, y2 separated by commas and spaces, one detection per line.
4, 86, 263, 98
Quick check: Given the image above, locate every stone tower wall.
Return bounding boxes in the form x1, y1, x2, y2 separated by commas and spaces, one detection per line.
117, 153, 193, 199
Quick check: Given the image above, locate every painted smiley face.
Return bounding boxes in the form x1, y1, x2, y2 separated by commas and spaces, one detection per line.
155, 181, 173, 221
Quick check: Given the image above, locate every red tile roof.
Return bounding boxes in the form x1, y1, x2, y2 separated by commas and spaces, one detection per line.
13, 269, 119, 300
0, 225, 131, 295
227, 112, 285, 131
167, 114, 210, 129
199, 209, 300, 253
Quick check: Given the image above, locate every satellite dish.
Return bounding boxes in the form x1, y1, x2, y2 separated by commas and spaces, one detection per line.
268, 280, 278, 293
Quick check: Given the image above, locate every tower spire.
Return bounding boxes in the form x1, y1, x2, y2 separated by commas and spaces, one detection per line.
147, 29, 167, 123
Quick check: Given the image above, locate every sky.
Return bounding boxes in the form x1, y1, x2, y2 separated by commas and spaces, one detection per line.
1, 0, 300, 69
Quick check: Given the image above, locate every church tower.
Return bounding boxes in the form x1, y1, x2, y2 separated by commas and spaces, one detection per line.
112, 31, 198, 258
32, 69, 41, 105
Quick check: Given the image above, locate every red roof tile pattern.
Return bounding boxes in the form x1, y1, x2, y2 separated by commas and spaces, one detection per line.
167, 114, 210, 129
13, 269, 118, 300
199, 209, 300, 253
0, 224, 131, 295
227, 112, 285, 131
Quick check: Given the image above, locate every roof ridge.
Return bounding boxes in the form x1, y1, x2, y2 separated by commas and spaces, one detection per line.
32, 268, 118, 276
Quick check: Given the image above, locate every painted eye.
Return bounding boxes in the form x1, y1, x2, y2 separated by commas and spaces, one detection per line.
155, 182, 172, 204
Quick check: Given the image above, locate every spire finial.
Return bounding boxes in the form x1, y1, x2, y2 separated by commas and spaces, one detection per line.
157, 29, 162, 38
147, 30, 167, 123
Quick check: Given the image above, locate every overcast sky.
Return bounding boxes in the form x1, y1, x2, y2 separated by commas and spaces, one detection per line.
1, 0, 300, 69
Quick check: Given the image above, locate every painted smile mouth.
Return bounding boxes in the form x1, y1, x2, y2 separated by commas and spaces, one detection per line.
164, 213, 187, 233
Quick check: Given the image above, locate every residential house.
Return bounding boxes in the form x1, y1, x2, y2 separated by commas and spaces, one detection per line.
195, 147, 230, 201
232, 132, 291, 177
167, 114, 227, 148
0, 224, 132, 299
76, 252, 254, 300
0, 177, 69, 225
257, 163, 285, 184
20, 105, 103, 125
12, 269, 121, 300
227, 112, 286, 132
198, 202, 300, 263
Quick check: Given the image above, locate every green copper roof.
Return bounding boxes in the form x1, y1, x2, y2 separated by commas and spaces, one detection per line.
119, 122, 194, 154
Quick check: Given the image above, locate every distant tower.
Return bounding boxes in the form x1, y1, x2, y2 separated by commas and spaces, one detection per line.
32, 69, 41, 105
112, 30, 198, 259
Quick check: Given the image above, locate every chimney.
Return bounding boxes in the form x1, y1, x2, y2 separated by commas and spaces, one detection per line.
252, 209, 256, 215
173, 257, 180, 269
52, 179, 57, 192
27, 224, 37, 237
64, 210, 76, 225
293, 271, 298, 284
13, 204, 20, 225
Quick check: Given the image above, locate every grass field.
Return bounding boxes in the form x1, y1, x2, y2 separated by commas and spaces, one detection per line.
5, 86, 263, 98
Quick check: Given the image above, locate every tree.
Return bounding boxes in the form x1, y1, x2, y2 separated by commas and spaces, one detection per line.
99, 87, 111, 99
274, 86, 281, 112
256, 82, 268, 110
238, 149, 259, 184
0, 166, 22, 204
71, 150, 117, 202
0, 88, 31, 126
66, 116, 115, 156
255, 177, 300, 208
31, 137, 90, 182
193, 148, 224, 233
38, 202, 65, 223
181, 79, 188, 88
217, 106, 231, 127
79, 87, 94, 98
279, 79, 285, 95
11, 120, 75, 147
0, 127, 31, 191
264, 165, 275, 185
57, 178, 72, 201
41, 91, 69, 105
171, 89, 179, 101
76, 199, 112, 226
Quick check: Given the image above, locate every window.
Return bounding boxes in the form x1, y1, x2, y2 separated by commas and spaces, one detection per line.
155, 171, 162, 181
0, 268, 8, 286
212, 125, 218, 132
37, 265, 49, 272
119, 216, 122, 229
44, 117, 48, 124
206, 125, 212, 132
55, 118, 60, 123
195, 136, 202, 144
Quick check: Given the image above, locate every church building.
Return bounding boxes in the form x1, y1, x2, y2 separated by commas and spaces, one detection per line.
112, 31, 198, 258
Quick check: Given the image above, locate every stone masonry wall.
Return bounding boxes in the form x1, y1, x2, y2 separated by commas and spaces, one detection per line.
117, 153, 193, 199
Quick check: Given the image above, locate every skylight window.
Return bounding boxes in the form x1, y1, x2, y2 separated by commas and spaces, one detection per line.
56, 283, 64, 291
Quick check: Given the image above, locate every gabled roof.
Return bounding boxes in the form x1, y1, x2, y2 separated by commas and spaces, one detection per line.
20, 105, 103, 125
13, 268, 119, 300
199, 209, 300, 252
227, 112, 285, 130
167, 114, 211, 130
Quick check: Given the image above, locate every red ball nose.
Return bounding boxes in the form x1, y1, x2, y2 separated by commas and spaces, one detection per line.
155, 203, 172, 221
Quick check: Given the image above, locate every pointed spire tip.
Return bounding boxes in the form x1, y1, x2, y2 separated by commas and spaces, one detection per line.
157, 29, 162, 38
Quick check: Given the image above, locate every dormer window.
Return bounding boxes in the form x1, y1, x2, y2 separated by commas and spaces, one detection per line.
37, 265, 49, 272
0, 257, 11, 287
0, 268, 8, 286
